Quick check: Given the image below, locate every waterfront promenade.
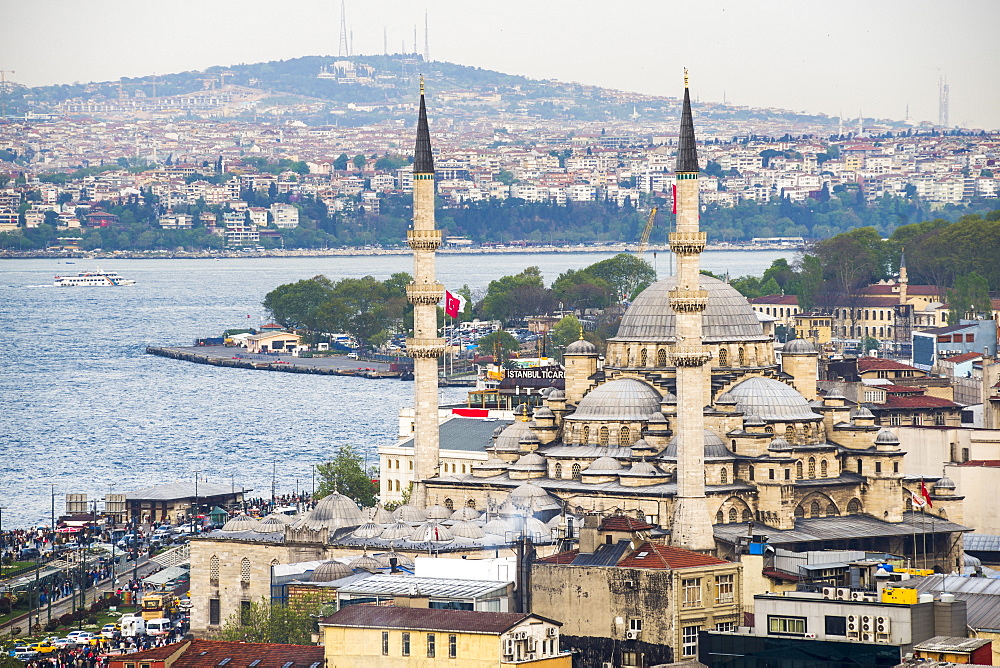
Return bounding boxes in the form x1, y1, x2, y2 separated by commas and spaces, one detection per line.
146, 345, 397, 377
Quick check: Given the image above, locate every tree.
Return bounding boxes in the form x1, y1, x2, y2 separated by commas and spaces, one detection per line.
585, 253, 656, 302
551, 268, 614, 310
476, 267, 554, 323
262, 276, 335, 331
333, 153, 349, 171
352, 154, 367, 170
947, 272, 993, 324
215, 598, 321, 645
316, 275, 407, 350
549, 315, 585, 359
316, 444, 378, 507
477, 330, 521, 360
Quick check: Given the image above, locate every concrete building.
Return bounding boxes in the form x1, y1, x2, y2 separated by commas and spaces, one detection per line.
270, 202, 299, 228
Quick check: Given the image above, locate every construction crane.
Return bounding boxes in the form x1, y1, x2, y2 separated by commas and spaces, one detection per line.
636, 206, 658, 258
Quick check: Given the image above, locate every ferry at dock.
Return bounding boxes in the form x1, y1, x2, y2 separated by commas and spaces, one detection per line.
54, 270, 136, 287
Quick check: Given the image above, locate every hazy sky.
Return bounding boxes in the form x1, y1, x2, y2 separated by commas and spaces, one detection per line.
4, 0, 999, 128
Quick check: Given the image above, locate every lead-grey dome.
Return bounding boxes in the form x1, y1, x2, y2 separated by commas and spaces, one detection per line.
311, 560, 352, 582
783, 338, 818, 354
509, 452, 546, 472
874, 428, 900, 446
566, 339, 599, 355
934, 476, 956, 490
663, 430, 735, 459
566, 379, 661, 421
221, 514, 259, 532
493, 420, 535, 452
585, 456, 624, 472
509, 482, 562, 513
728, 376, 820, 421
614, 275, 768, 343
296, 492, 365, 530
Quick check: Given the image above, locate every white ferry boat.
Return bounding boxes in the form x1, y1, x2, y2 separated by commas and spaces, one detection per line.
54, 270, 136, 287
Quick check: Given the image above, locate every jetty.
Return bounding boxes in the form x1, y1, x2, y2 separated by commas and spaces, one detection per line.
146, 345, 404, 379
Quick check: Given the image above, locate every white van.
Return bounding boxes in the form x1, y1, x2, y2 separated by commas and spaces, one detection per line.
145, 618, 172, 636
120, 615, 146, 638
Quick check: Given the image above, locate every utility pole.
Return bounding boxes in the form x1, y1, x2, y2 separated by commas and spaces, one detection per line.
192, 471, 201, 535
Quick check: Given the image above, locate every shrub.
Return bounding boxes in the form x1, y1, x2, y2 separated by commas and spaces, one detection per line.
86, 615, 98, 625
0, 597, 10, 614
60, 613, 74, 626
45, 619, 60, 632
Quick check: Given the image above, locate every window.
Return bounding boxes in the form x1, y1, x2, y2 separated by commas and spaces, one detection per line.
728, 507, 737, 523
657, 348, 667, 367
820, 460, 828, 478
619, 426, 632, 447
742, 509, 754, 522
382, 631, 389, 655
889, 414, 902, 426
826, 503, 838, 517
716, 510, 724, 523
629, 618, 643, 632
682, 578, 702, 607
738, 348, 746, 366
682, 625, 700, 657
749, 465, 754, 481
720, 468, 728, 485
768, 468, 775, 480
554, 463, 562, 479
785, 425, 795, 441
768, 616, 806, 636
427, 633, 436, 657
210, 555, 220, 586
784, 468, 791, 481
449, 634, 457, 658
444, 498, 454, 511
467, 498, 476, 508
810, 501, 821, 517
795, 461, 803, 479
847, 498, 862, 514
808, 457, 816, 479
240, 600, 251, 626
913, 415, 923, 426
582, 426, 590, 444
875, 461, 882, 474
716, 574, 734, 603
402, 632, 410, 656
857, 459, 863, 474
571, 463, 582, 480
825, 615, 847, 636
640, 348, 648, 367
209, 598, 220, 625
622, 650, 642, 666
716, 621, 737, 632
599, 426, 610, 446
719, 349, 729, 366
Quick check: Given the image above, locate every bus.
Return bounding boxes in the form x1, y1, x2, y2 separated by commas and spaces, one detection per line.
141, 592, 177, 621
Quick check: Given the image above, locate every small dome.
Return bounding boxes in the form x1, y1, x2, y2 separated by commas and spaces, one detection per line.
411, 522, 454, 542
624, 460, 660, 476
451, 506, 481, 521
547, 390, 566, 401
393, 504, 427, 523
647, 411, 668, 425
874, 428, 900, 446
715, 392, 738, 405
664, 430, 734, 459
824, 389, 846, 400
262, 512, 294, 524
768, 437, 792, 451
566, 339, 599, 355
221, 514, 259, 532
509, 482, 562, 512
519, 432, 541, 445
450, 520, 485, 539
352, 522, 383, 539
783, 338, 818, 354
660, 393, 677, 406
299, 492, 365, 530
728, 376, 820, 421
510, 452, 547, 471
853, 406, 876, 419
311, 560, 352, 582
349, 553, 384, 572
568, 379, 661, 421
631, 438, 656, 453
367, 504, 395, 524
425, 504, 452, 520
255, 515, 290, 533
376, 550, 413, 568
379, 522, 413, 540
586, 456, 624, 472
472, 457, 509, 471
743, 415, 766, 428
533, 406, 555, 419
521, 517, 550, 540
482, 517, 514, 536
934, 476, 956, 490
493, 420, 535, 452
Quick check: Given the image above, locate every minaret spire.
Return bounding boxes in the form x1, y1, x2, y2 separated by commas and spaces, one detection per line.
405, 78, 445, 509
668, 69, 716, 553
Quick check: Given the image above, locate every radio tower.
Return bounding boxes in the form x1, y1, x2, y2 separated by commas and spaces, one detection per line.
424, 12, 430, 63
338, 0, 349, 57
938, 75, 949, 127
384, 26, 388, 56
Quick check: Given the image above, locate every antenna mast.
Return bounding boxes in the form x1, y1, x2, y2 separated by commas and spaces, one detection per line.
938, 75, 949, 127
424, 12, 430, 62
338, 0, 349, 58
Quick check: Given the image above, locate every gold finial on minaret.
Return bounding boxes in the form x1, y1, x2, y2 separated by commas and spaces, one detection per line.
684, 68, 689, 88
420, 75, 425, 95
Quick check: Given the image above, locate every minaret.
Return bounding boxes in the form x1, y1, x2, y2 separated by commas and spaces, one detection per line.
668, 70, 716, 553
405, 78, 445, 508
898, 248, 908, 305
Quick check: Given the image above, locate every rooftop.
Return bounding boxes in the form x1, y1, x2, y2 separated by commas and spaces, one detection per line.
321, 606, 550, 635
856, 357, 924, 373
108, 639, 323, 668
335, 574, 510, 599
395, 416, 511, 452
618, 542, 729, 569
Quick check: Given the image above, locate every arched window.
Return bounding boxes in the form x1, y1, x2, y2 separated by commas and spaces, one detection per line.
719, 349, 729, 366
847, 498, 862, 515
820, 460, 828, 478
444, 498, 454, 511
640, 348, 648, 367
656, 348, 667, 367
748, 465, 755, 481
598, 426, 609, 446
794, 505, 805, 518
582, 426, 590, 444
795, 461, 804, 479
803, 424, 812, 439
765, 425, 774, 434
716, 510, 724, 524
571, 463, 582, 480
731, 440, 737, 452
825, 503, 837, 517
240, 558, 251, 589
810, 501, 821, 517
619, 426, 632, 447
728, 507, 738, 523
466, 499, 476, 508
720, 468, 728, 485
785, 425, 795, 440
808, 457, 816, 479
857, 459, 863, 474
738, 347, 746, 366
742, 509, 754, 522
554, 463, 562, 479
625, 347, 631, 366
210, 555, 219, 586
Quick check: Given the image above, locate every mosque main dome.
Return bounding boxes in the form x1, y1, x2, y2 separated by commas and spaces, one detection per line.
613, 275, 769, 343
727, 376, 820, 421
565, 378, 661, 421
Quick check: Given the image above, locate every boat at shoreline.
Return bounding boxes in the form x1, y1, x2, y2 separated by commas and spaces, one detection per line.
54, 270, 136, 287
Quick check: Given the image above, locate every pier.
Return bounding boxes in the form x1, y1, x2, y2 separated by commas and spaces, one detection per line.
146, 346, 403, 379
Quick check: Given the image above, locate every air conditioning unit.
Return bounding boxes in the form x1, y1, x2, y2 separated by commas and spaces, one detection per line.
836, 587, 850, 600
516, 631, 527, 640
603, 663, 614, 668
503, 639, 515, 655
861, 616, 872, 633
861, 632, 874, 643
822, 586, 836, 599
863, 594, 879, 602
546, 628, 557, 637
626, 630, 640, 640
850, 591, 865, 601
804, 633, 817, 639
876, 617, 890, 633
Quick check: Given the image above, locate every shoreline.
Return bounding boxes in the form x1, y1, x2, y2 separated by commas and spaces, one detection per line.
1, 244, 801, 261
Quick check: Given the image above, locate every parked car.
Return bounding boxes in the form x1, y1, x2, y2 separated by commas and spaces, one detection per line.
49, 637, 76, 649
100, 623, 120, 638
66, 630, 95, 643
8, 645, 37, 660
28, 641, 57, 654
18, 547, 40, 560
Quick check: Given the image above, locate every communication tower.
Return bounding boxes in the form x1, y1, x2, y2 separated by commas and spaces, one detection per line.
938, 75, 949, 127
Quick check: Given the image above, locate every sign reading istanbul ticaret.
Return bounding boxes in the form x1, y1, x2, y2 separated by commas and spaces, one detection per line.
505, 367, 565, 380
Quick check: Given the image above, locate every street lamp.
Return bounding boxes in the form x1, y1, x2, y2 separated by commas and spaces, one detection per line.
191, 471, 202, 535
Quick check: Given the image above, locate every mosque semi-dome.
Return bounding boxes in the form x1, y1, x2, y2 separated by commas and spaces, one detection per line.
614, 275, 768, 343
728, 376, 821, 422
566, 378, 661, 422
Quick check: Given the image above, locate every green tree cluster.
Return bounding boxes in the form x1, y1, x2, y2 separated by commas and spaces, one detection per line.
316, 445, 378, 508
215, 598, 323, 645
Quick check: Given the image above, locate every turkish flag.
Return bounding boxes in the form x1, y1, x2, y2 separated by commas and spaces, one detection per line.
920, 481, 933, 508
445, 291, 461, 318
672, 183, 678, 214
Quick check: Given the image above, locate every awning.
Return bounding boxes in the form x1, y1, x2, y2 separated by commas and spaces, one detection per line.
142, 564, 190, 586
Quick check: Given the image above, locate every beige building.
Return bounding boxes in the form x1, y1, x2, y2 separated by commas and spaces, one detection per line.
245, 331, 301, 354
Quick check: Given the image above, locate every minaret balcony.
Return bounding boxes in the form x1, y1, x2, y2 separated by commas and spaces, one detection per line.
406, 282, 444, 305
406, 337, 446, 359
668, 231, 707, 255
669, 345, 712, 367
668, 288, 708, 312
407, 229, 442, 251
